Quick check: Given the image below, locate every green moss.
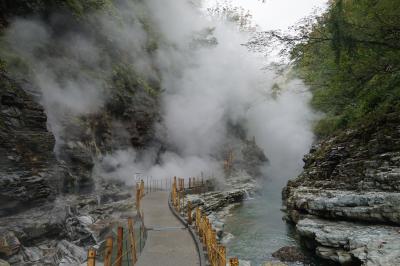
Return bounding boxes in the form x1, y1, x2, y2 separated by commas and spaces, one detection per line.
63, 0, 114, 16
111, 63, 160, 97
0, 58, 5, 72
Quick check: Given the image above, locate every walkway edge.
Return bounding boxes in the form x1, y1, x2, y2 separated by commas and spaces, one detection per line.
168, 194, 207, 266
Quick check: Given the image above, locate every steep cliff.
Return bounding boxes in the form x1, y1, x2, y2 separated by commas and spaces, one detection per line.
283, 111, 400, 265
0, 71, 58, 217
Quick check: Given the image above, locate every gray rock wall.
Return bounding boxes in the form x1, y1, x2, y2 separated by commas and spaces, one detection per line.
283, 112, 400, 265
0, 71, 58, 216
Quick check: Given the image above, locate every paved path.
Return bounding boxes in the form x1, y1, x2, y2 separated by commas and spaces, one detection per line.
136, 191, 199, 266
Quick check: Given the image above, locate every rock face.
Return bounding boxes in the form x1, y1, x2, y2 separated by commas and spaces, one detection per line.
297, 218, 400, 266
0, 71, 58, 216
0, 181, 138, 264
283, 112, 400, 265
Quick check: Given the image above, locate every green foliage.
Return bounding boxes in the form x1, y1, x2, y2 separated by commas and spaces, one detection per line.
107, 63, 160, 116
112, 64, 159, 96
291, 0, 400, 137
0, 0, 114, 21
63, 0, 113, 15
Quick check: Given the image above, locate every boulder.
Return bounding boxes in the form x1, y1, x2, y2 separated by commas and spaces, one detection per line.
272, 246, 305, 262
0, 231, 20, 256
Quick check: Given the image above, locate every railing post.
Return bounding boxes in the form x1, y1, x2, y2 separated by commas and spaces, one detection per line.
136, 184, 140, 211
128, 218, 137, 264
140, 179, 144, 198
188, 201, 192, 225
177, 191, 180, 212
219, 245, 226, 266
229, 257, 239, 266
116, 226, 123, 266
104, 236, 113, 266
140, 210, 145, 252
87, 248, 96, 266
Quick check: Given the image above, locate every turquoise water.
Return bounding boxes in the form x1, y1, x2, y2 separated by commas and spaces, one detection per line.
224, 180, 335, 266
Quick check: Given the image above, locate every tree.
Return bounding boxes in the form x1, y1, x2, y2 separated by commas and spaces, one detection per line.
262, 0, 400, 136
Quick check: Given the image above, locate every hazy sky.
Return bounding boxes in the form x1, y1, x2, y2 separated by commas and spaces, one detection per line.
205, 0, 328, 31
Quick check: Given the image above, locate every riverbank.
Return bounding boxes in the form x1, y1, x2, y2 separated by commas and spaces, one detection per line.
283, 112, 400, 265
183, 174, 334, 266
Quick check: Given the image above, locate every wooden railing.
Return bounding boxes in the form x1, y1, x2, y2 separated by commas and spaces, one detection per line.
87, 180, 147, 266
171, 176, 239, 266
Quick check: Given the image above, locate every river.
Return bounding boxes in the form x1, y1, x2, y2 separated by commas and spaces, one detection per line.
224, 179, 338, 265
199, 1, 329, 265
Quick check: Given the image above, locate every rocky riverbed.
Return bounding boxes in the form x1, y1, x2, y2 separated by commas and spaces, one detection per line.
0, 181, 138, 265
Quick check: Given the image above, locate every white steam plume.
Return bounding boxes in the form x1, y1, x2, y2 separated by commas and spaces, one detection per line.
99, 0, 316, 183
4, 0, 316, 184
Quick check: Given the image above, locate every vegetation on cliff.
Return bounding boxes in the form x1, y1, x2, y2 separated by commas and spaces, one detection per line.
275, 0, 400, 137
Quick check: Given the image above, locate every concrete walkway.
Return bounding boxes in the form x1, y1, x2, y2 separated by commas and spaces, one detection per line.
136, 191, 199, 266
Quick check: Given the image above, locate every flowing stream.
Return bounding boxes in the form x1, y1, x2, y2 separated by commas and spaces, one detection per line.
224, 178, 339, 266
224, 180, 297, 265
224, 179, 330, 266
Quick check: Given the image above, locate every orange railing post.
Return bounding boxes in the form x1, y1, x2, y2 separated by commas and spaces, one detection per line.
229, 257, 239, 266
218, 245, 226, 266
104, 236, 113, 266
177, 191, 181, 212
87, 248, 96, 266
136, 183, 140, 211
116, 226, 123, 266
187, 201, 192, 225
128, 218, 137, 264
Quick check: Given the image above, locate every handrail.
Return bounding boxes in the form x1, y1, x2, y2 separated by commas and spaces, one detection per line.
87, 179, 147, 266
168, 192, 207, 266
86, 176, 238, 266
170, 176, 239, 266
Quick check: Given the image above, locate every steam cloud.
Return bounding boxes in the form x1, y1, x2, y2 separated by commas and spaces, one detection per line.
3, 0, 316, 185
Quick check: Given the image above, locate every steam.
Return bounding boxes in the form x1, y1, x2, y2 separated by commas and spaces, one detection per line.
145, 0, 316, 181
3, 2, 151, 150
3, 0, 316, 184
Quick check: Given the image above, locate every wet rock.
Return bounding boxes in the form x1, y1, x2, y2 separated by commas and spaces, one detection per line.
0, 259, 10, 266
188, 174, 257, 215
21, 246, 41, 263
54, 240, 86, 266
65, 215, 96, 246
272, 246, 305, 262
262, 262, 287, 266
186, 174, 258, 244
286, 187, 400, 224
297, 218, 400, 266
0, 231, 20, 256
